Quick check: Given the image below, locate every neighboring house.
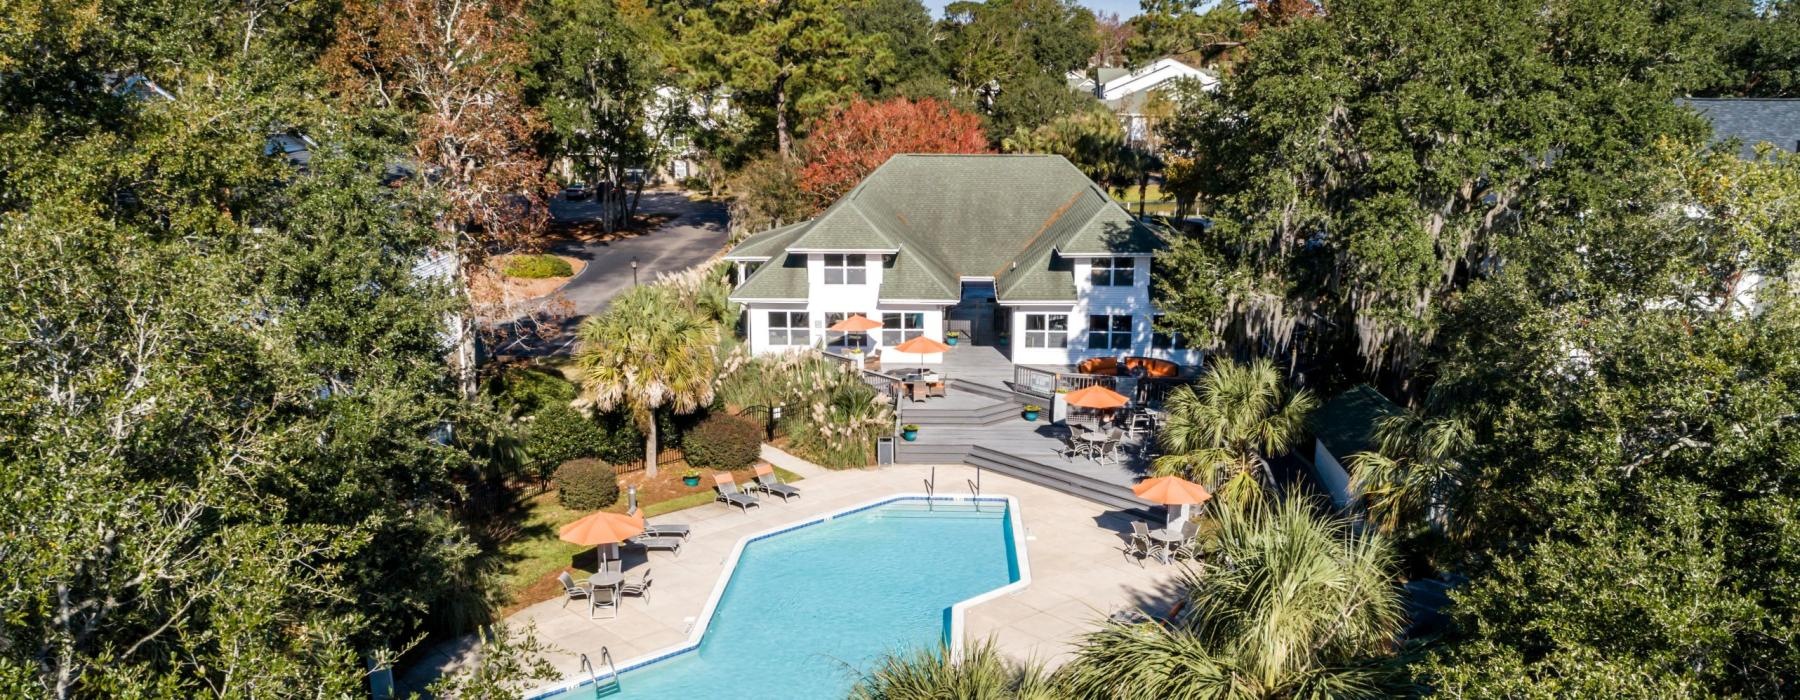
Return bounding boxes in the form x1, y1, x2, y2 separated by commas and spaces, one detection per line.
1680, 97, 1800, 159
1069, 58, 1219, 144
724, 154, 1203, 369
1308, 384, 1404, 510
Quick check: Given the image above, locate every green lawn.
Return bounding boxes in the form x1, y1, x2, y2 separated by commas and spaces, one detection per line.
496, 465, 803, 612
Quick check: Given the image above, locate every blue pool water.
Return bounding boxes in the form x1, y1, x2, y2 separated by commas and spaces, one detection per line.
554, 499, 1019, 700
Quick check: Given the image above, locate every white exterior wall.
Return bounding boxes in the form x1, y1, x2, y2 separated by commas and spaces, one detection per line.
1312, 440, 1355, 510
1005, 255, 1203, 368
741, 254, 950, 362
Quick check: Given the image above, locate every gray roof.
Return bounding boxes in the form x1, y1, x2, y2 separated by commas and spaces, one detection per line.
1679, 98, 1800, 159
727, 154, 1165, 304
1312, 385, 1405, 459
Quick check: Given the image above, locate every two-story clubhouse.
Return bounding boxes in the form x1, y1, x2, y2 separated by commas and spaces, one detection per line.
724, 154, 1201, 373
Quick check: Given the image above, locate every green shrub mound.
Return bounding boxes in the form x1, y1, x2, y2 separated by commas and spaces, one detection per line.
503, 254, 574, 279
554, 458, 620, 510
682, 414, 762, 470
528, 405, 604, 476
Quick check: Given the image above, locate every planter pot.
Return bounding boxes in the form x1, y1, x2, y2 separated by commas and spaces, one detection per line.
901, 430, 918, 441
946, 336, 960, 346
1023, 410, 1040, 422
681, 475, 701, 487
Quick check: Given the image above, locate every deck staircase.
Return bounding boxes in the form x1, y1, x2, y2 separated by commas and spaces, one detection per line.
895, 442, 1157, 516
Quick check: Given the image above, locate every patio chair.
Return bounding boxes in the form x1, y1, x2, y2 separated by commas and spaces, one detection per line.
907, 382, 928, 403
1055, 428, 1082, 461
927, 381, 947, 398
589, 582, 619, 619
1126, 522, 1168, 568
1098, 428, 1125, 464
751, 464, 801, 502
1067, 423, 1095, 460
557, 572, 590, 609
713, 473, 761, 513
626, 535, 683, 557
619, 569, 653, 604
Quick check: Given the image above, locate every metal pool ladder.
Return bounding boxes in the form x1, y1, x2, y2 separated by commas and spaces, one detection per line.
924, 466, 936, 510
967, 466, 982, 511
580, 648, 621, 695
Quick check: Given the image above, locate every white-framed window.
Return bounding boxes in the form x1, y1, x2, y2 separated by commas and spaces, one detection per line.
1023, 314, 1069, 348
1151, 315, 1189, 350
822, 312, 871, 348
1088, 314, 1133, 350
823, 254, 867, 285
767, 311, 809, 346
1089, 257, 1136, 287
881, 312, 925, 346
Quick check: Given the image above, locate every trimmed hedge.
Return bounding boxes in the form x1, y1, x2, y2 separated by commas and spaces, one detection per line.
503, 254, 574, 279
682, 414, 762, 471
554, 459, 620, 511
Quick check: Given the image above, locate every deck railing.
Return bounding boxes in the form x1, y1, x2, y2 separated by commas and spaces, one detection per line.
1012, 366, 1122, 397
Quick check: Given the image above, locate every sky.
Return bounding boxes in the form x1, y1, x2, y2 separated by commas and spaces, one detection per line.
926, 0, 1142, 18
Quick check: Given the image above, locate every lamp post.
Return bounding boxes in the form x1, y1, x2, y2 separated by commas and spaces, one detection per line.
631, 257, 639, 286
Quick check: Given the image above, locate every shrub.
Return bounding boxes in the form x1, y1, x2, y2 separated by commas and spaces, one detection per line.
488, 366, 576, 417
592, 410, 645, 465
682, 414, 762, 470
554, 459, 620, 510
502, 254, 574, 279
527, 405, 604, 477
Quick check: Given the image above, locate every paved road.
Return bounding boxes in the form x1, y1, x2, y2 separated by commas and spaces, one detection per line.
493, 190, 730, 357
549, 190, 730, 316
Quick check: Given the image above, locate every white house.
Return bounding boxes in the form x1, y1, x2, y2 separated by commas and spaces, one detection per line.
1069, 58, 1219, 144
724, 154, 1203, 370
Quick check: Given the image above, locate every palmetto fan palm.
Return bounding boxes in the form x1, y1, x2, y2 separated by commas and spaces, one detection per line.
1058, 495, 1410, 699
1348, 410, 1473, 536
849, 641, 1061, 700
573, 285, 719, 477
1154, 357, 1317, 499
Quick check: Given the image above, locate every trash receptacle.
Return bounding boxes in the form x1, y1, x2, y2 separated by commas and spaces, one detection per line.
877, 436, 895, 465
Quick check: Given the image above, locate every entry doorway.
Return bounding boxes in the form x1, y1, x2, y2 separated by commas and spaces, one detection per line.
946, 281, 1002, 346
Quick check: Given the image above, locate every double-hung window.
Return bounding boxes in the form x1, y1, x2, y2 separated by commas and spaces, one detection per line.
1087, 314, 1133, 350
1089, 257, 1136, 287
823, 254, 866, 285
881, 312, 925, 346
767, 311, 810, 346
1023, 314, 1069, 348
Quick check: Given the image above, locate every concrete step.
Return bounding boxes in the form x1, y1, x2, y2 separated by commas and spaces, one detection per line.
965, 446, 1156, 516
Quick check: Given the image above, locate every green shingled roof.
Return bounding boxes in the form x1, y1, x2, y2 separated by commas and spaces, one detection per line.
724, 221, 808, 260
1312, 385, 1406, 458
731, 254, 808, 300
724, 154, 1165, 304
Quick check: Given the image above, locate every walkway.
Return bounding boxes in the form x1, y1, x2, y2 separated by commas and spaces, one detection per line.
444, 454, 1185, 692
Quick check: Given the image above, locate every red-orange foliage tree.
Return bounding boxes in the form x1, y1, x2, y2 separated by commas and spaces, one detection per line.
797, 97, 991, 204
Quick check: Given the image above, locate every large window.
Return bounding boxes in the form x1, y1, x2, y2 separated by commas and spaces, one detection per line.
1088, 314, 1133, 350
1089, 257, 1136, 287
1023, 314, 1069, 349
823, 254, 867, 285
767, 311, 809, 346
882, 312, 925, 346
1151, 315, 1189, 350
823, 312, 871, 348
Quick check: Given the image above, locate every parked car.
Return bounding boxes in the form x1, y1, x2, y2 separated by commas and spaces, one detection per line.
561, 182, 590, 200
623, 169, 646, 186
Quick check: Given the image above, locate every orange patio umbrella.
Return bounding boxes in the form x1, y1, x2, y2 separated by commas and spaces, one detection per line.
827, 314, 883, 332
891, 335, 952, 374
1064, 384, 1129, 410
1133, 475, 1213, 528
559, 510, 646, 546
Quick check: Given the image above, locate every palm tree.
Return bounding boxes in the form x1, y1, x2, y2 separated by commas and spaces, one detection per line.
850, 641, 1061, 700
1154, 357, 1318, 499
1057, 494, 1410, 699
1348, 409, 1473, 536
573, 285, 719, 477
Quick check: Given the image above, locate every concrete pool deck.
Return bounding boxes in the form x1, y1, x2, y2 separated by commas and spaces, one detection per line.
480, 446, 1188, 686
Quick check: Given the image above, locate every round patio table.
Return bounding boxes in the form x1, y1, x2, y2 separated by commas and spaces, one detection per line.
586, 571, 623, 590
1148, 529, 1186, 564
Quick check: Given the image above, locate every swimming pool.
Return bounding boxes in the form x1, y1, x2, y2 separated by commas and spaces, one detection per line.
528, 495, 1028, 699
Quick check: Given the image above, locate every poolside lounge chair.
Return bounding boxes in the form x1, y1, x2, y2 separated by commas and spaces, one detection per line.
713, 473, 761, 513
626, 534, 683, 557
751, 464, 801, 502
589, 582, 619, 619
619, 569, 653, 604
626, 505, 690, 539
558, 572, 590, 608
